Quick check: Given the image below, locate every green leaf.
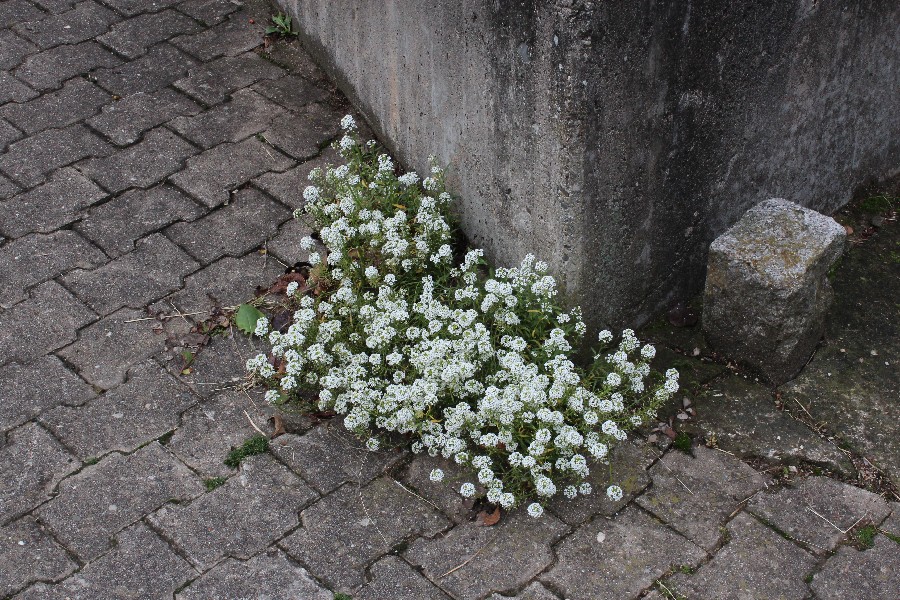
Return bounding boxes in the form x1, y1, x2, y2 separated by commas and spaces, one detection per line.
235, 303, 265, 335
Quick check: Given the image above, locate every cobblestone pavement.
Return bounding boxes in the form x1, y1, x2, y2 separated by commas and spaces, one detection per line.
1, 1, 898, 599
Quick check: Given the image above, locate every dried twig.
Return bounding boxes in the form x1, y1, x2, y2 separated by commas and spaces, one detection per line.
439, 532, 499, 578
393, 480, 442, 512
243, 409, 267, 436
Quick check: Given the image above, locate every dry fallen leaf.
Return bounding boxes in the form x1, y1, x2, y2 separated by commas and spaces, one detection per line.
476, 505, 501, 527
271, 414, 286, 438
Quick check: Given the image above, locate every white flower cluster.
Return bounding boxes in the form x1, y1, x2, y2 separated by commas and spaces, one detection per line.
247, 117, 678, 517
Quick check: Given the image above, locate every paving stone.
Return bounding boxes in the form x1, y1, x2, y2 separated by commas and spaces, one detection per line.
13, 1, 118, 49
0, 123, 111, 187
97, 9, 199, 58
0, 29, 37, 71
401, 454, 481, 524
16, 522, 195, 600
166, 331, 263, 399
172, 13, 264, 61
168, 253, 282, 316
168, 390, 273, 478
0, 118, 23, 151
0, 281, 96, 364
668, 512, 816, 600
266, 216, 320, 265
166, 188, 291, 263
1, 78, 110, 134
252, 147, 340, 210
0, 516, 76, 598
174, 51, 285, 106
0, 168, 107, 238
0, 231, 107, 308
150, 454, 317, 569
261, 39, 331, 87
882, 502, 900, 538
75, 185, 202, 258
57, 308, 168, 389
547, 439, 655, 526
176, 548, 331, 600
747, 476, 891, 554
356, 555, 452, 600
169, 136, 294, 207
87, 88, 201, 146
177, 0, 241, 26
78, 126, 198, 193
0, 72, 38, 104
405, 507, 566, 600
0, 173, 21, 200
61, 233, 199, 316
170, 88, 285, 149
271, 422, 406, 495
40, 360, 196, 459
636, 445, 769, 551
0, 0, 44, 28
254, 74, 330, 113
542, 507, 703, 600
282, 476, 450, 591
93, 42, 199, 95
810, 535, 900, 600
0, 356, 95, 434
29, 0, 77, 14
101, 0, 182, 17
37, 442, 203, 561
487, 582, 560, 600
684, 376, 854, 475
13, 41, 120, 91
0, 423, 78, 524
260, 102, 341, 161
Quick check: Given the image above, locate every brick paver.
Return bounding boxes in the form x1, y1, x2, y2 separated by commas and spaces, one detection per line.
1, 2, 896, 599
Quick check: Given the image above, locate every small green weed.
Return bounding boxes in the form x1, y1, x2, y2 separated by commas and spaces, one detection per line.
83, 457, 99, 466
224, 435, 269, 468
883, 530, 900, 545
855, 524, 877, 549
266, 13, 297, 37
859, 194, 896, 214
333, 593, 353, 600
204, 477, 227, 491
673, 431, 692, 452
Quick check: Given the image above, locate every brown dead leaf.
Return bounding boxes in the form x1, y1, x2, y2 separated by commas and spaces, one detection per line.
844, 224, 854, 235
662, 425, 678, 440
268, 272, 307, 295
476, 505, 501, 527
271, 414, 286, 438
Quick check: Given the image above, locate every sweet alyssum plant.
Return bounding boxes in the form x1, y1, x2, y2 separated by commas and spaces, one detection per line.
247, 115, 679, 517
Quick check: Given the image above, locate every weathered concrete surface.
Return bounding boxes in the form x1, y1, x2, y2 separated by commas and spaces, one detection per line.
703, 199, 846, 384
277, 0, 899, 328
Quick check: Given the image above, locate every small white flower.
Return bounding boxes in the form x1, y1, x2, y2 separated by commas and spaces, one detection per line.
527, 503, 544, 518
460, 482, 476, 498
340, 114, 356, 130
429, 468, 444, 482
366, 438, 380, 451
606, 485, 624, 502
286, 281, 299, 296
598, 329, 613, 343
254, 317, 269, 337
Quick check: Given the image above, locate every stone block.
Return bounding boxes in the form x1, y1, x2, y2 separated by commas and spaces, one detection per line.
0, 123, 111, 187
16, 522, 195, 600
164, 332, 261, 399
61, 233, 199, 316
167, 253, 283, 316
169, 137, 294, 208
36, 442, 204, 561
260, 102, 341, 161
265, 216, 319, 265
13, 41, 120, 91
177, 0, 241, 26
0, 1, 43, 27
282, 476, 450, 591
75, 185, 203, 257
542, 507, 704, 600
0, 517, 76, 598
1, 78, 110, 134
253, 74, 330, 113
0, 72, 37, 104
271, 423, 405, 495
748, 476, 891, 554
176, 549, 331, 600
93, 43, 198, 95
13, 1, 118, 49
0, 29, 37, 70
174, 52, 285, 106
149, 454, 317, 569
0, 168, 106, 238
0, 281, 96, 363
165, 187, 291, 263
668, 512, 817, 600
168, 390, 273, 478
56, 308, 168, 389
101, 0, 182, 17
636, 445, 769, 551
400, 453, 479, 524
355, 556, 452, 600
97, 9, 199, 58
78, 127, 198, 193
703, 199, 846, 384
172, 13, 264, 61
810, 535, 900, 600
39, 360, 197, 459
487, 582, 559, 600
405, 507, 566, 600
0, 231, 107, 308
86, 89, 201, 146
169, 88, 285, 149
0, 356, 95, 433
0, 423, 78, 524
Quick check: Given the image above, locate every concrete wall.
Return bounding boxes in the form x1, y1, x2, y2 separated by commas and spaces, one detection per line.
277, 0, 899, 329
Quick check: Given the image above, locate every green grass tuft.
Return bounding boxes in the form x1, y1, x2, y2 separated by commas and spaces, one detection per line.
673, 431, 692, 452
855, 524, 877, 549
204, 477, 228, 491
224, 435, 270, 468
